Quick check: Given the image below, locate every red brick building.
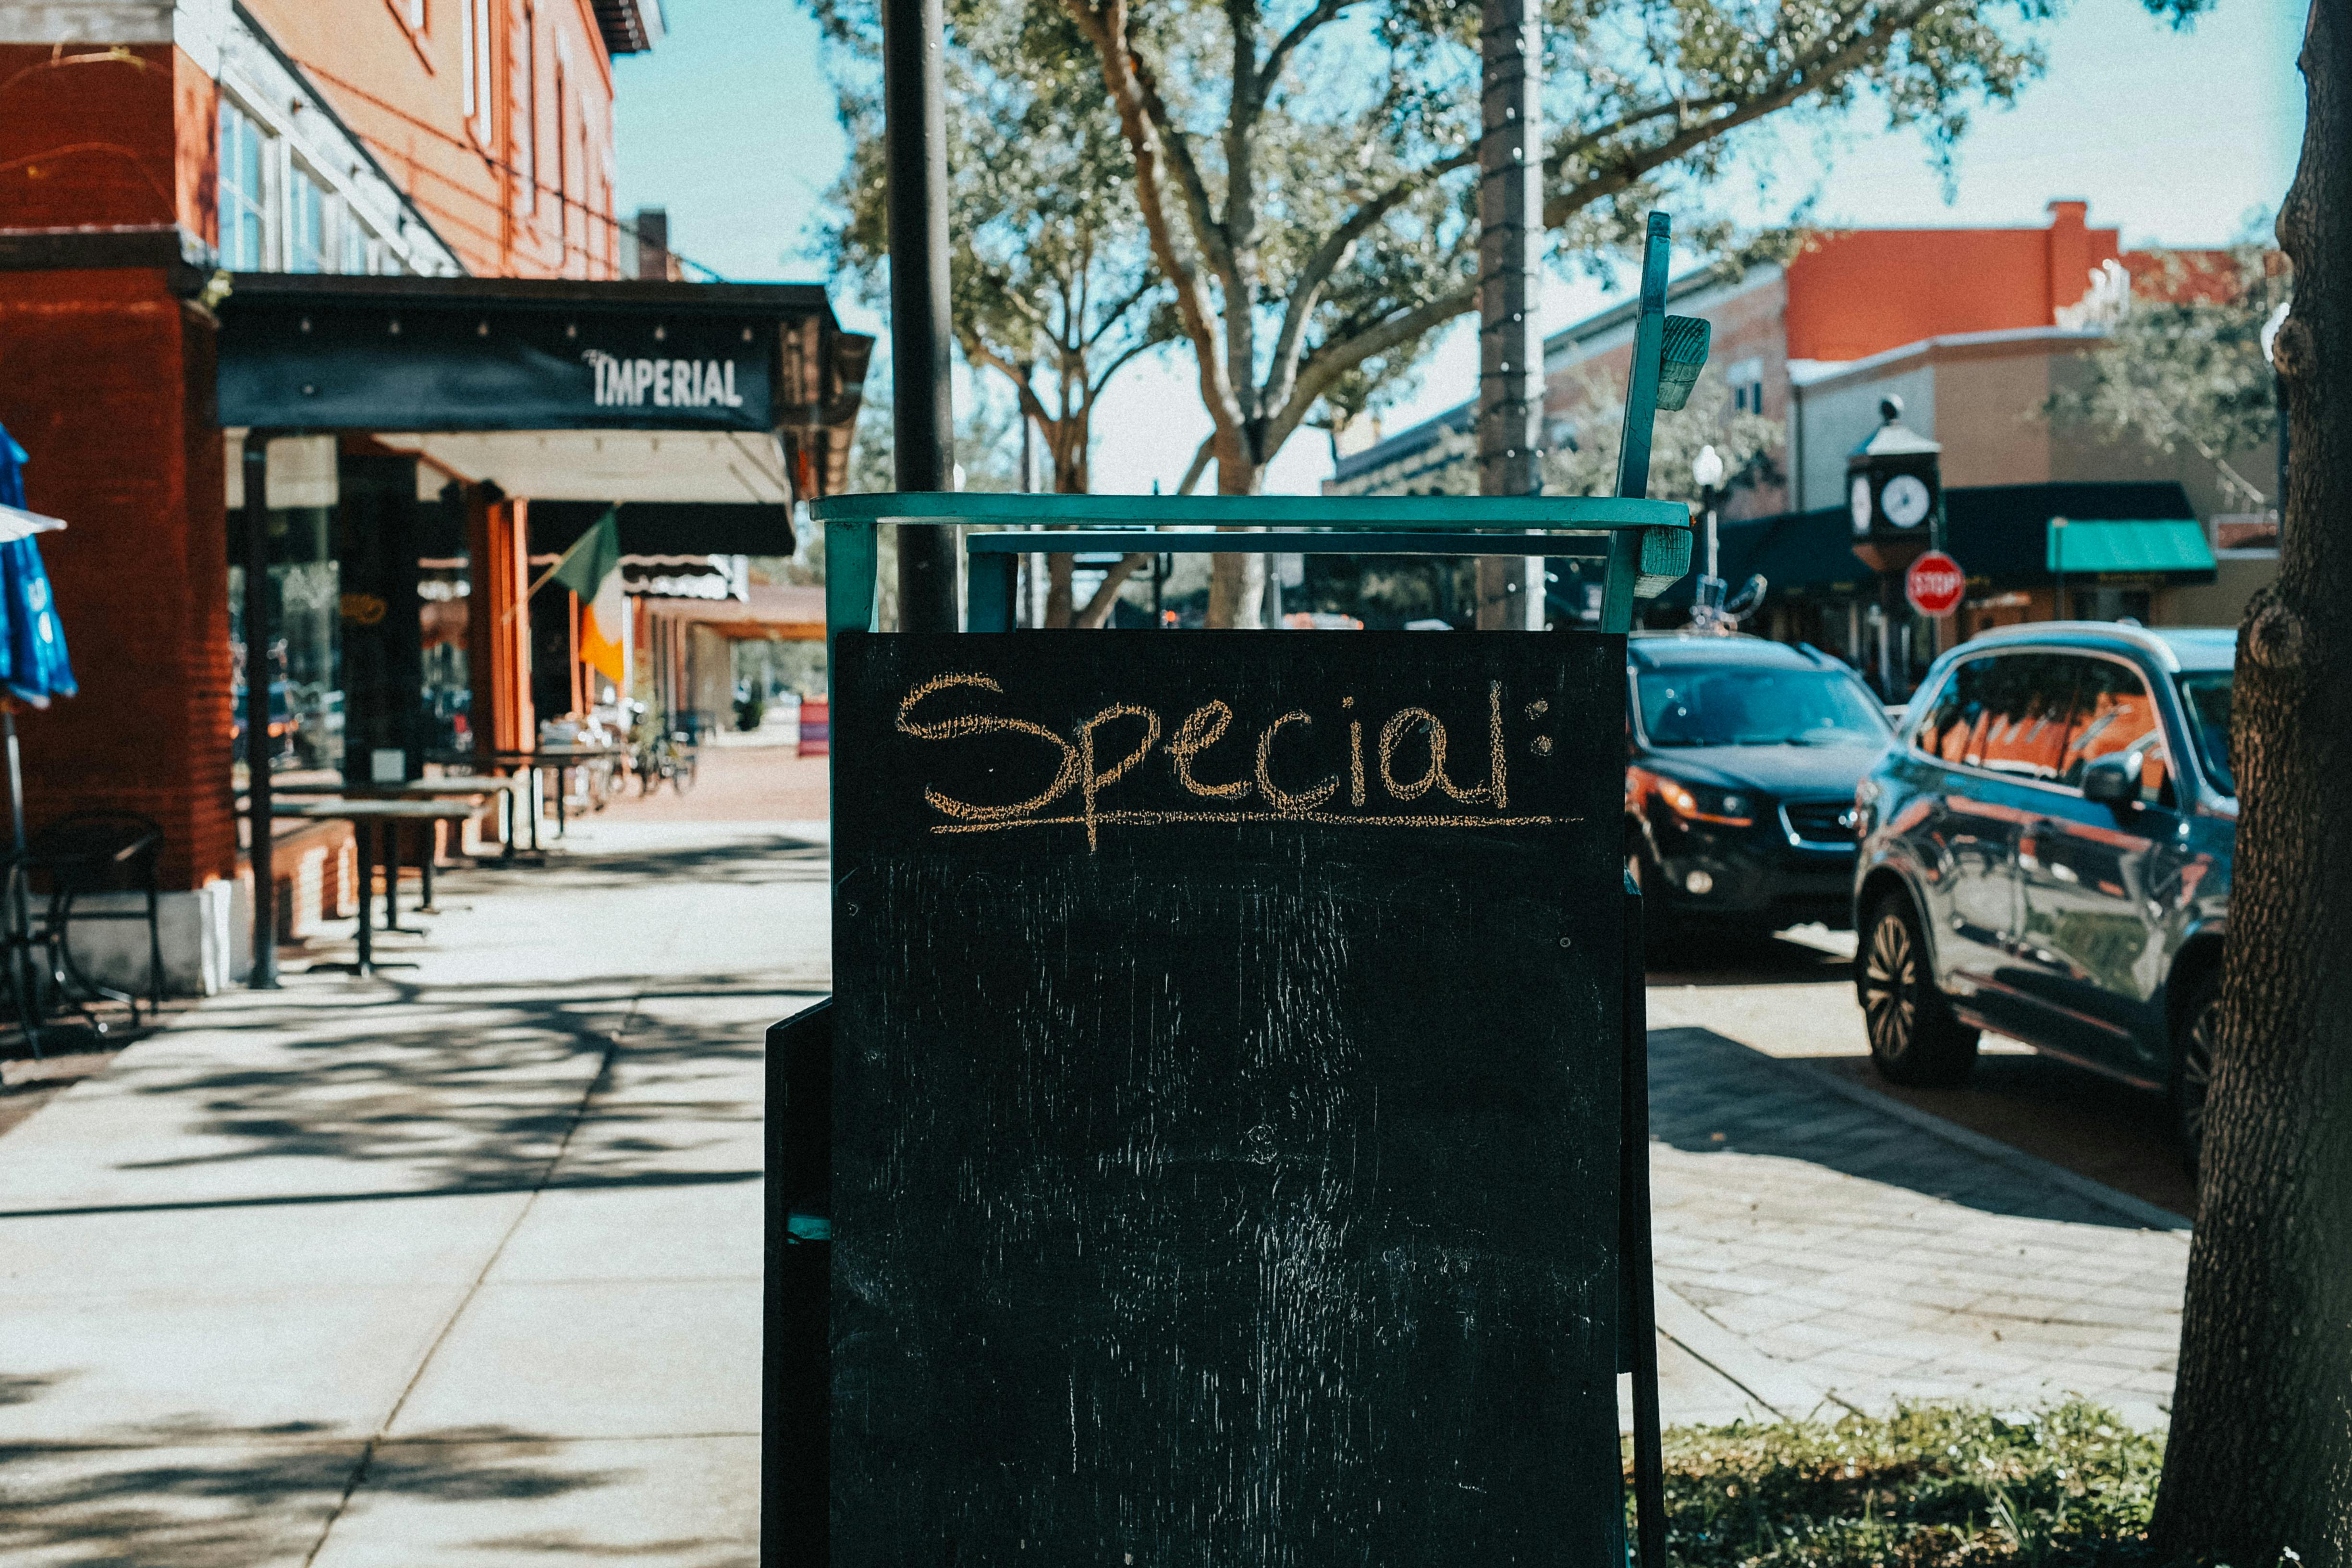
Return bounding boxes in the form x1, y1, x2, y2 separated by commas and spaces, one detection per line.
0, 0, 860, 990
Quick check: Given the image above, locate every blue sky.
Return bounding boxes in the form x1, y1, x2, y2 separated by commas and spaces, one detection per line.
614, 0, 2308, 495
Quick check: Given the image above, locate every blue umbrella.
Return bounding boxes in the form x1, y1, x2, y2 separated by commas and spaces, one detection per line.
0, 424, 74, 708
0, 421, 75, 861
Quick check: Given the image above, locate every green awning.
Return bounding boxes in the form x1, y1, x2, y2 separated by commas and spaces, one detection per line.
2046, 519, 2215, 574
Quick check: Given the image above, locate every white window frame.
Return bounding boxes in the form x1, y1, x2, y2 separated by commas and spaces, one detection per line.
286, 159, 330, 273
514, 2, 537, 215
461, 0, 494, 146
217, 94, 274, 270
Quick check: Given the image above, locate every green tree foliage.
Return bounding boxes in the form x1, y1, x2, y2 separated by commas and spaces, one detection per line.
1400, 365, 1781, 505
818, 0, 1174, 498
1056, 0, 2165, 621
1543, 365, 1784, 506
2044, 246, 2291, 514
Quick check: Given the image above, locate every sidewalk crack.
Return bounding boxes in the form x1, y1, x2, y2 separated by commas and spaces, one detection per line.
298, 991, 653, 1565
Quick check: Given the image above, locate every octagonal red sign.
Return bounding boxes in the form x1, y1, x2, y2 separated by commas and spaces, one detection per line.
1906, 550, 1965, 617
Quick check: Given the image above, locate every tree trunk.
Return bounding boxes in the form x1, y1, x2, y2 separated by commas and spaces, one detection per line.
2153, 5, 2352, 1558
1207, 455, 1268, 629
1044, 430, 1086, 630
1045, 554, 1077, 628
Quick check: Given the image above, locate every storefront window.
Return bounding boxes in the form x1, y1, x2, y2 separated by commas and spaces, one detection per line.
421, 553, 472, 754
229, 507, 343, 780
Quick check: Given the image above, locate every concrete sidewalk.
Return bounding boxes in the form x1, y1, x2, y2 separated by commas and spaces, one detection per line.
0, 819, 827, 1568
1634, 1026, 2189, 1433
0, 814, 2193, 1564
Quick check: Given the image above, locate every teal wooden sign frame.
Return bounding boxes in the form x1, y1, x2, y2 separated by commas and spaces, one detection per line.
815, 491, 1692, 636
809, 212, 1699, 640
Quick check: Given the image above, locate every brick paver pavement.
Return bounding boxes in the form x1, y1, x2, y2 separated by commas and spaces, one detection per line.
1642, 1025, 2190, 1432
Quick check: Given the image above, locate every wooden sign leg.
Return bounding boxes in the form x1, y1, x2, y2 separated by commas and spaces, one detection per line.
1621, 874, 1666, 1563
1601, 531, 1644, 634
764, 997, 833, 1565
965, 551, 1017, 632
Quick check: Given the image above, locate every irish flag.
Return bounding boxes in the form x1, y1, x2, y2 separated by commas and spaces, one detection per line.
548, 511, 626, 686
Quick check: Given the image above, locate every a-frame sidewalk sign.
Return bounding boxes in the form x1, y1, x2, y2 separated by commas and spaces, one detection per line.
768, 212, 1707, 1567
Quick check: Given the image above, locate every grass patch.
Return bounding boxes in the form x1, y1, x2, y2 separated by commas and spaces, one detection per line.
1636, 1399, 2217, 1566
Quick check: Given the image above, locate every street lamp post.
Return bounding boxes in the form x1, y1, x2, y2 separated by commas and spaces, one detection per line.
2052, 515, 2069, 620
1690, 443, 1726, 633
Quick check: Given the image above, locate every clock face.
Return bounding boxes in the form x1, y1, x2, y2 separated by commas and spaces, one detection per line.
1882, 473, 1933, 528
1850, 476, 1873, 537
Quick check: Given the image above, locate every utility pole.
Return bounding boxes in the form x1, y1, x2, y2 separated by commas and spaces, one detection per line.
1475, 0, 1543, 630
882, 0, 958, 630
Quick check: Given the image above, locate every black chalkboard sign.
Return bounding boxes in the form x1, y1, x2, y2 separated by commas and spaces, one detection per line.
829, 632, 1629, 1566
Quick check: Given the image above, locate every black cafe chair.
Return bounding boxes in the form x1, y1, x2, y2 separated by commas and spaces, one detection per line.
27, 810, 166, 1025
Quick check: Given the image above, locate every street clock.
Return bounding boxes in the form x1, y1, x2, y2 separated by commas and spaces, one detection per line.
1882, 473, 1933, 528
1846, 395, 1943, 564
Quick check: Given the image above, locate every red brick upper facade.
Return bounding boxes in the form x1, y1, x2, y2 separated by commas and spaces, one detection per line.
0, 0, 647, 281
245, 0, 626, 278
1784, 201, 2120, 362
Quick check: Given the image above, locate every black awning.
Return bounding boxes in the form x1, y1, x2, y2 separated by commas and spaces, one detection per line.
1655, 480, 2208, 602
216, 274, 864, 456
527, 500, 796, 559
1943, 481, 2202, 581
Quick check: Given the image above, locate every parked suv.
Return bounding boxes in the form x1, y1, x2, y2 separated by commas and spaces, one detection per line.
1626, 635, 1893, 940
1851, 623, 2237, 1163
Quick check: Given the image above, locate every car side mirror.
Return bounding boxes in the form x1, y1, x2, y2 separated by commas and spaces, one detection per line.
2082, 755, 2137, 807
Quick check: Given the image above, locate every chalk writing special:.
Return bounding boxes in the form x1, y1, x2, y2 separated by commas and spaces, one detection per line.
895, 673, 1573, 847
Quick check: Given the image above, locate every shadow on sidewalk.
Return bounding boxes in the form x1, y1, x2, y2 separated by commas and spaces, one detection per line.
68, 986, 790, 1199
0, 1417, 629, 1568
1648, 1026, 2169, 1230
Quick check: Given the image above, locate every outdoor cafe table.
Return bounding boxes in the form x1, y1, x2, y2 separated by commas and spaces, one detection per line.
273, 775, 524, 885
484, 744, 626, 839
269, 798, 476, 977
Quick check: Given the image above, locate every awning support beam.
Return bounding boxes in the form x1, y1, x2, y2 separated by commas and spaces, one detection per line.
241, 434, 281, 991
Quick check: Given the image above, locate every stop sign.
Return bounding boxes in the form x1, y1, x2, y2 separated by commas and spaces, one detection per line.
1905, 550, 1965, 617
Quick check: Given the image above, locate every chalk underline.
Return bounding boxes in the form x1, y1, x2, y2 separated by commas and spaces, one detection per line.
929, 810, 1575, 835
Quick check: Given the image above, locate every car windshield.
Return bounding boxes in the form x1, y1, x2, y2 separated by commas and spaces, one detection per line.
1638, 667, 1892, 748
2177, 672, 2234, 796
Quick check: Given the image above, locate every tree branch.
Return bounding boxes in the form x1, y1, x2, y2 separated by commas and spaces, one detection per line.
1219, 0, 1262, 430
960, 332, 1064, 444
1541, 0, 1933, 228
1074, 554, 1152, 627
1086, 332, 1168, 404
1176, 434, 1215, 495
1065, 0, 1248, 461
1269, 282, 1479, 454
1081, 275, 1162, 353
1127, 45, 1236, 282
1260, 0, 1348, 96
1262, 146, 1478, 414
